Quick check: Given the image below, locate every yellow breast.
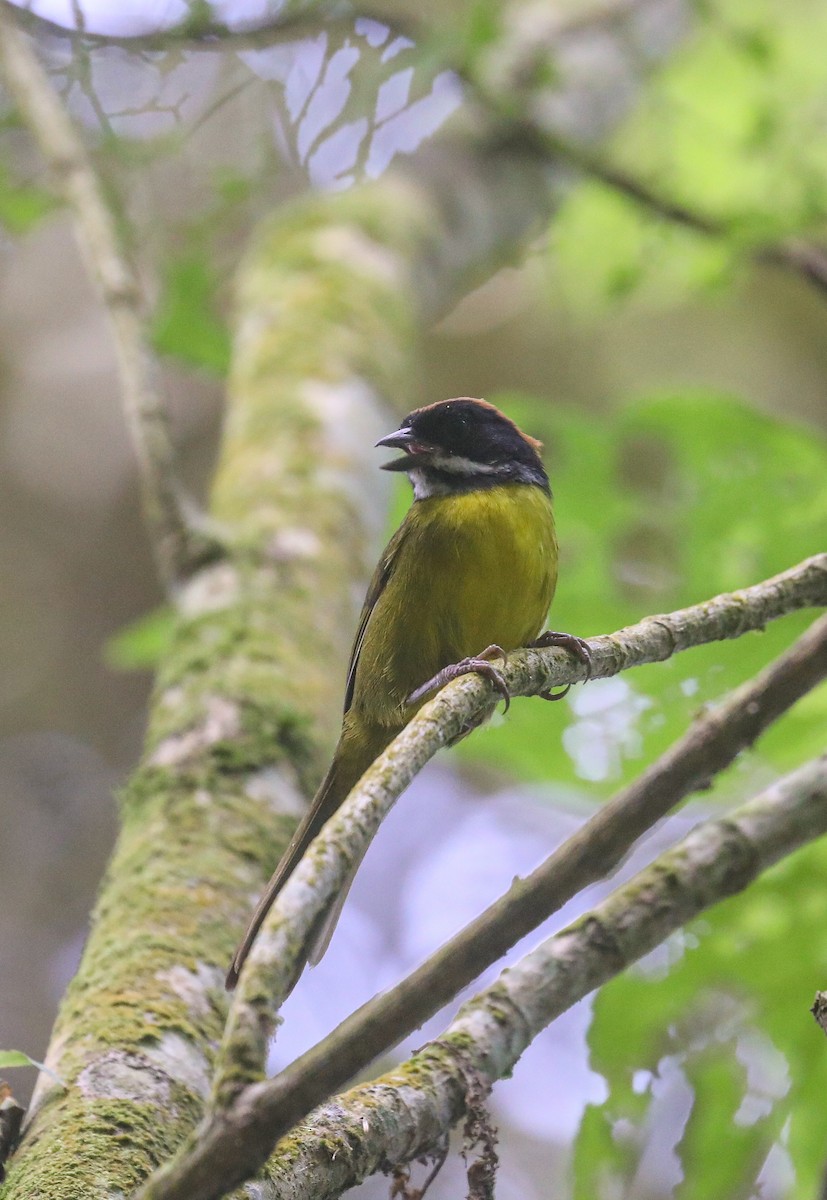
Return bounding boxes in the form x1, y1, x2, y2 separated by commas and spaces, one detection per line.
352, 483, 558, 725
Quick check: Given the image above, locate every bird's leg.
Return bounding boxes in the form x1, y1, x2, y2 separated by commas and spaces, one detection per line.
407, 644, 511, 712
527, 629, 592, 701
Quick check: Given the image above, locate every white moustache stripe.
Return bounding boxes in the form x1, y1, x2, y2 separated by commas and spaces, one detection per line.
410, 456, 504, 500
428, 453, 498, 474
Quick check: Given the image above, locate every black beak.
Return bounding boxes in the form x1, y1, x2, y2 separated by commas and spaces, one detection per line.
376, 426, 415, 472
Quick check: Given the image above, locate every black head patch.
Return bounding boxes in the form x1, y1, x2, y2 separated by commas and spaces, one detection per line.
404, 398, 543, 468
376, 397, 549, 494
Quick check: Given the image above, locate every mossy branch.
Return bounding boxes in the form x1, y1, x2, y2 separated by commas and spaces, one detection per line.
219, 560, 827, 1089
135, 570, 827, 1200
268, 752, 827, 1200
138, 752, 827, 1200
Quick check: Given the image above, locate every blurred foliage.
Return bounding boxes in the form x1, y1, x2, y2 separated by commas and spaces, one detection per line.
554, 0, 827, 311
554, 185, 737, 312
151, 169, 256, 375
104, 605, 175, 671
634, 0, 827, 233
0, 160, 53, 233
574, 832, 827, 1199
152, 254, 232, 375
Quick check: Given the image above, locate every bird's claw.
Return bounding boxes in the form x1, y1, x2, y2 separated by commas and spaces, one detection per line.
408, 644, 511, 711
529, 630, 592, 682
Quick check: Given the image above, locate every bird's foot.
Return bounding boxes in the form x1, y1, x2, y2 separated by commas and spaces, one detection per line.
408, 644, 511, 711
528, 629, 592, 701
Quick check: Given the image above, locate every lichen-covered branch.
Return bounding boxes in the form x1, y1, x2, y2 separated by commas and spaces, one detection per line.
0, 7, 213, 587
134, 754, 827, 1200
0, 179, 419, 1200
214, 603, 827, 1111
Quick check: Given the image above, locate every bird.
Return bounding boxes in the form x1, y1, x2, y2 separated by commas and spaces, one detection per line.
226, 397, 589, 989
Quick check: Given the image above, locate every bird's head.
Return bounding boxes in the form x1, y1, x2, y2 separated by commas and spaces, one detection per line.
375, 397, 549, 499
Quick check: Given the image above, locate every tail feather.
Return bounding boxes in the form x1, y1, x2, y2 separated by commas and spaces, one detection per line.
225, 757, 344, 989
226, 721, 394, 990
306, 858, 360, 966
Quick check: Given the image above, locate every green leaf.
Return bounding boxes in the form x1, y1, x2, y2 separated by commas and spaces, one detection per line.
0, 162, 55, 234
573, 1091, 651, 1199
104, 605, 175, 671
0, 1051, 36, 1069
553, 183, 737, 314
619, 0, 827, 236
676, 1040, 780, 1200
176, 0, 222, 37
0, 1051, 64, 1086
552, 0, 827, 310
152, 254, 231, 375
463, 0, 504, 55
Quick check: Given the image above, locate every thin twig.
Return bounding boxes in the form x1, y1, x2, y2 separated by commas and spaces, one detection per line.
136, 753, 827, 1200
0, 7, 219, 589
213, 554, 827, 1106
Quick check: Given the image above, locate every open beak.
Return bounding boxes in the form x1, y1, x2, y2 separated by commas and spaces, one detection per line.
376, 426, 416, 472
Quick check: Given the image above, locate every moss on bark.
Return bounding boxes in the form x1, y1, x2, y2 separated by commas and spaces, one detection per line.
1, 179, 419, 1200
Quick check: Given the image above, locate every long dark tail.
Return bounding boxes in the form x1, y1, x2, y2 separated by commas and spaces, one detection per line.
225, 756, 347, 990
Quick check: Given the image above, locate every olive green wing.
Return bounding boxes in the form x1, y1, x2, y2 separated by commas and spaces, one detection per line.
342, 519, 411, 715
